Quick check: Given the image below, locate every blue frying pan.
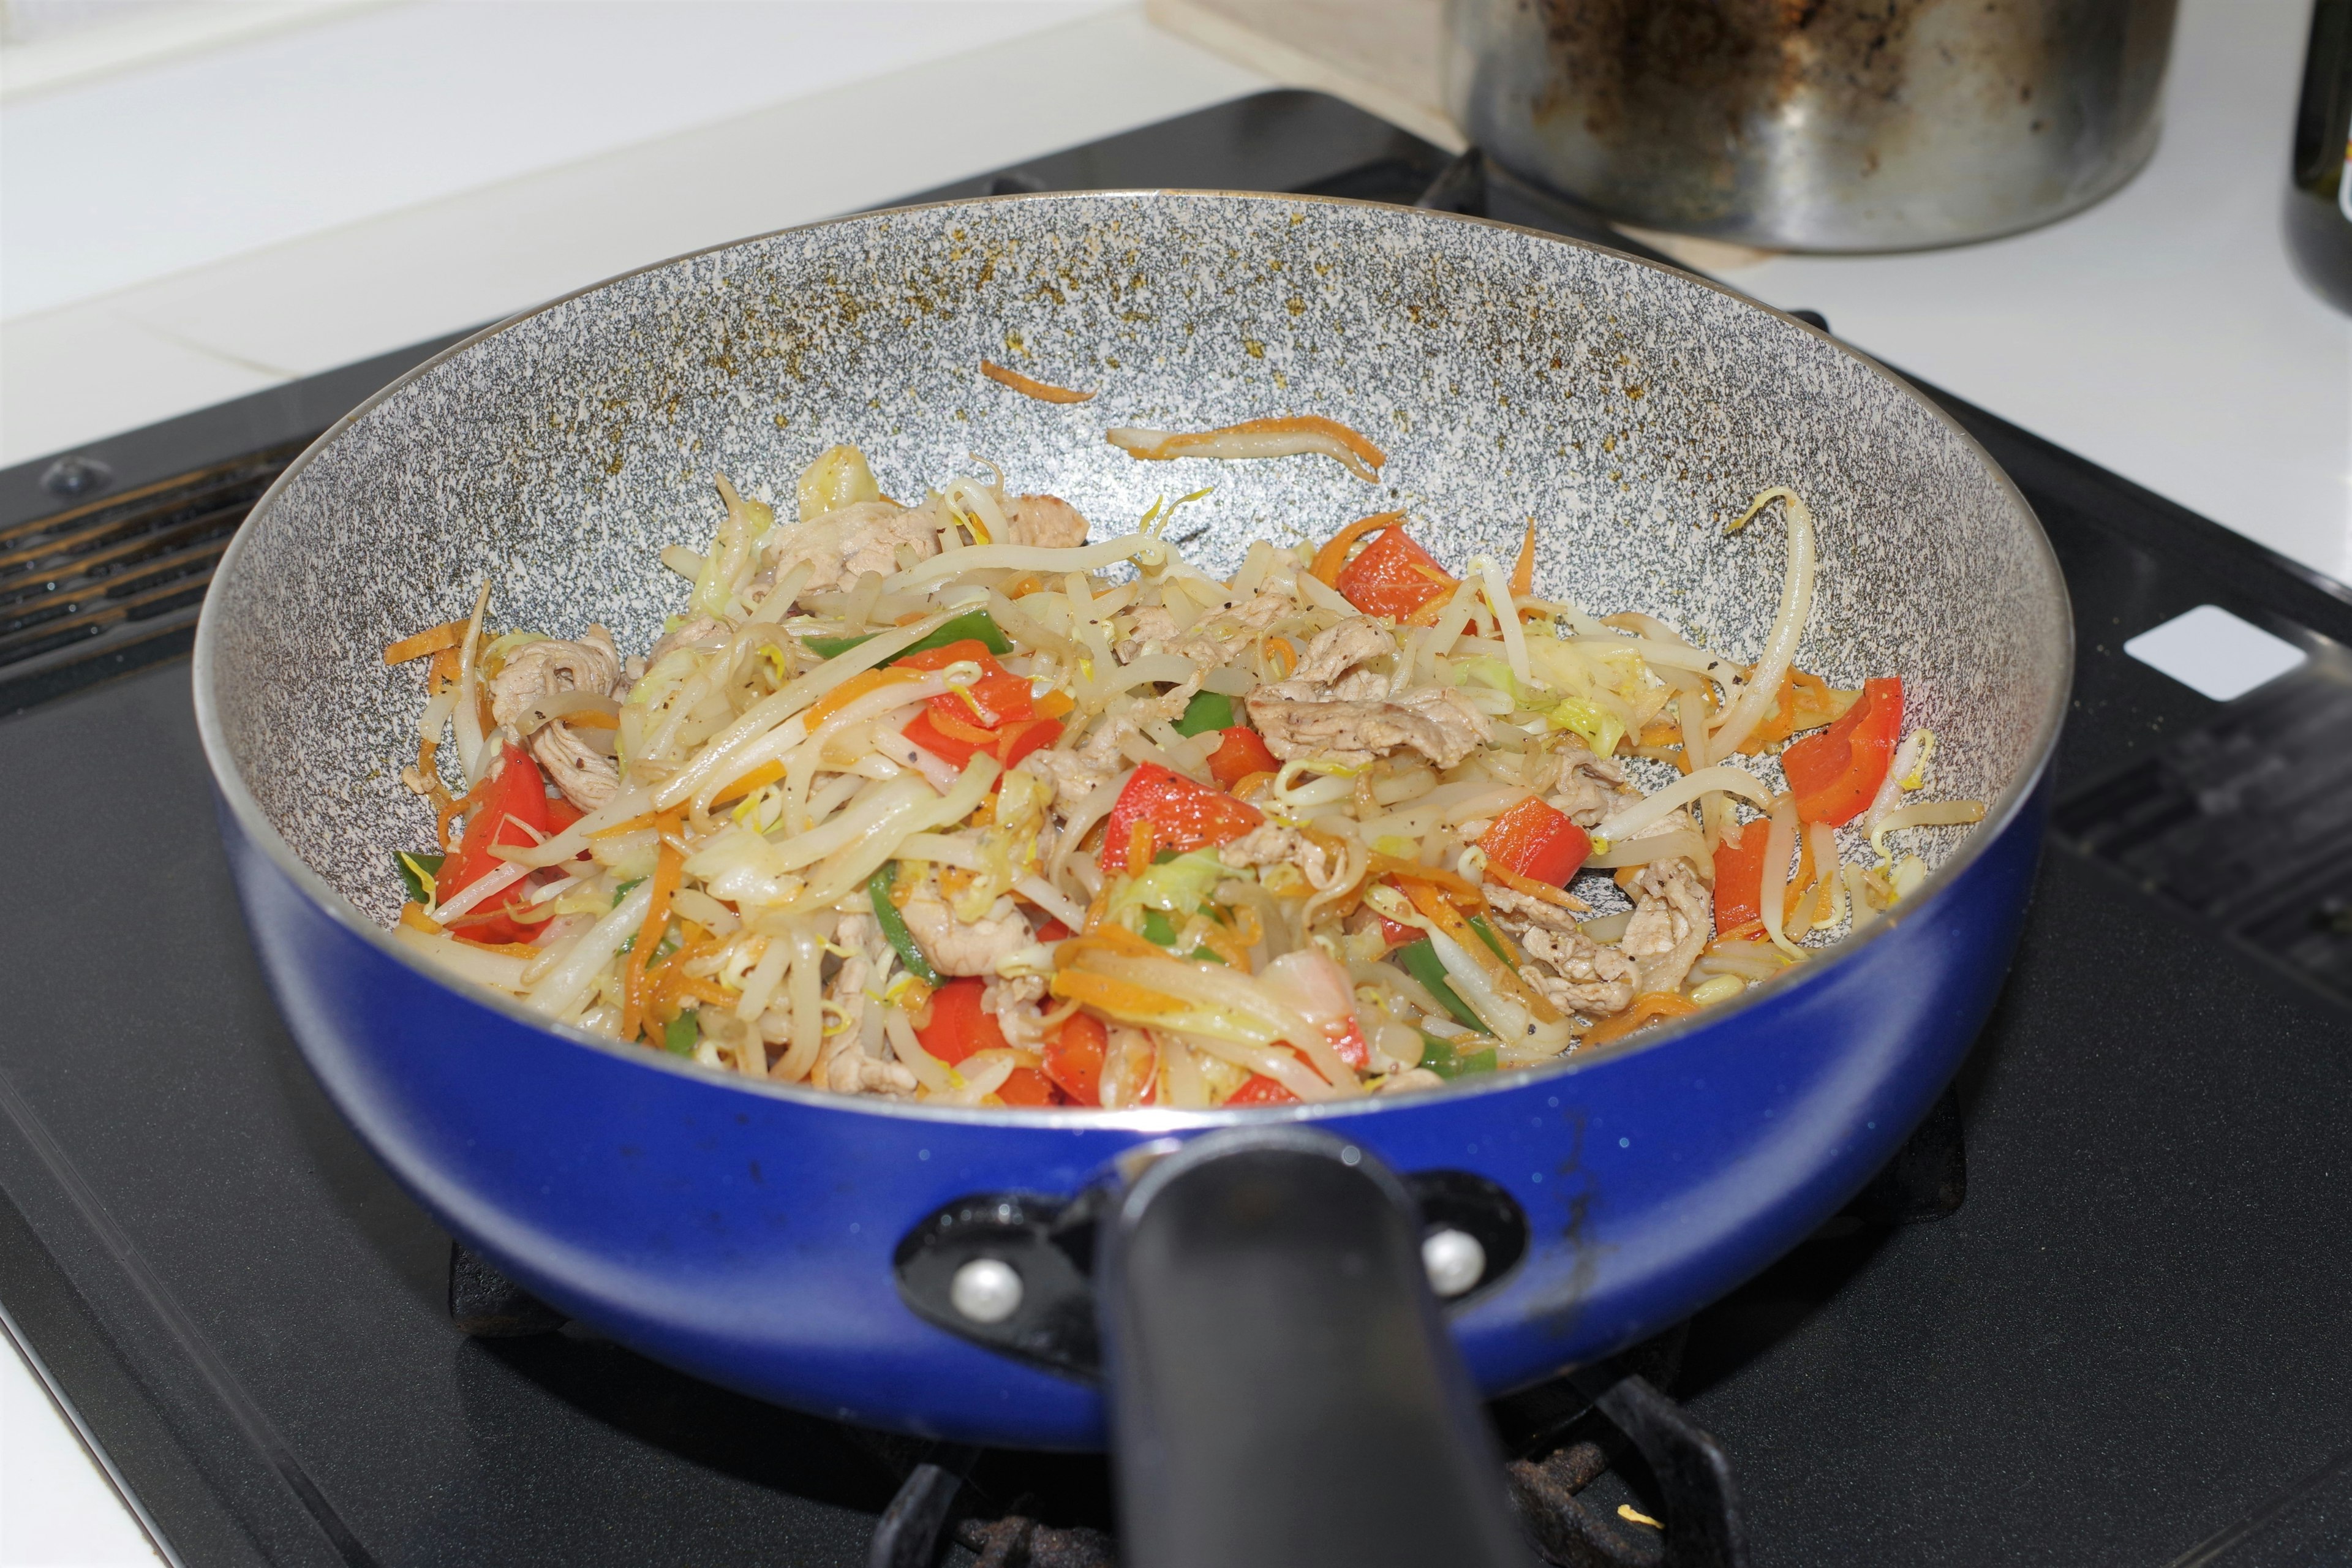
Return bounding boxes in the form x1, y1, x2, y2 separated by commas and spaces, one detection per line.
192, 194, 2067, 1476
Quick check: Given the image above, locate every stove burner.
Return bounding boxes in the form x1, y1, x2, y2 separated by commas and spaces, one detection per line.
440, 1091, 1960, 1568
854, 1349, 1749, 1568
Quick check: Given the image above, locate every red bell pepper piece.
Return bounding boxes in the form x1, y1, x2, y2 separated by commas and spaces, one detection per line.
1713, 818, 1770, 932
1479, 796, 1592, 886
915, 977, 1009, 1066
1098, 763, 1265, 873
1781, 676, 1904, 826
435, 743, 554, 944
1226, 1074, 1297, 1106
895, 639, 1061, 767
897, 639, 1036, 722
1043, 1012, 1107, 1106
902, 708, 1062, 768
1333, 526, 1458, 620
994, 1067, 1063, 1106
1376, 914, 1419, 949
1205, 726, 1280, 791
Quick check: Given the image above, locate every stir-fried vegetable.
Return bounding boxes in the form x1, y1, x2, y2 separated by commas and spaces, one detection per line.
869, 862, 941, 987
433, 744, 556, 943
804, 608, 1013, 664
1332, 524, 1457, 620
1479, 797, 1591, 887
380, 431, 1981, 1109
1782, 677, 1904, 825
1099, 764, 1265, 874
894, 638, 1064, 767
1205, 726, 1278, 790
1174, 690, 1234, 736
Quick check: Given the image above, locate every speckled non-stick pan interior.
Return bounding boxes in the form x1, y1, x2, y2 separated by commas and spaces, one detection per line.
202, 191, 2067, 929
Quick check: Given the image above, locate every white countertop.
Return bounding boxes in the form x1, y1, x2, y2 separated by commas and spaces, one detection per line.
0, 0, 2344, 1558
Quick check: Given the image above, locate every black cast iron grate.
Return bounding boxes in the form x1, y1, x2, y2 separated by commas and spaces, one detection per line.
0, 439, 310, 714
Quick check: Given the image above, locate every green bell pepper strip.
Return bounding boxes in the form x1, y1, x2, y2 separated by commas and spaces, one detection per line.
804, 608, 1013, 665
1466, 914, 1514, 968
1397, 938, 1488, 1035
1173, 690, 1234, 737
869, 862, 943, 986
395, 851, 445, 903
1418, 1033, 1498, 1078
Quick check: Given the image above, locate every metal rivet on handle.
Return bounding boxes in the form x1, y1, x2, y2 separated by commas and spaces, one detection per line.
1421, 1228, 1487, 1298
949, 1257, 1023, 1324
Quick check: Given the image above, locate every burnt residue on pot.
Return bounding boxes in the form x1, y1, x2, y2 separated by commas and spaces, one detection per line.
1447, 0, 2178, 250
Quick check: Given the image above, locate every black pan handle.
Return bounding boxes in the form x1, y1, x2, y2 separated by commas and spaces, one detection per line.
1098, 1126, 1532, 1568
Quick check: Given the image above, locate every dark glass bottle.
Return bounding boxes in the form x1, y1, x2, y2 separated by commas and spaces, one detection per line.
2288, 0, 2352, 312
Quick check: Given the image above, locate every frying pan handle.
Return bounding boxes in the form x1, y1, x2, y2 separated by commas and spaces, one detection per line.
1098, 1126, 1532, 1568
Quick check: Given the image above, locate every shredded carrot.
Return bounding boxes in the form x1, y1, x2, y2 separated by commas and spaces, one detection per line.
1483, 861, 1591, 912
1309, 511, 1406, 586
559, 709, 619, 731
1189, 915, 1255, 973
1713, 919, 1767, 945
1741, 669, 1855, 749
432, 786, 467, 851
385, 619, 468, 666
1231, 769, 1278, 801
806, 665, 918, 729
1265, 637, 1297, 677
980, 359, 1096, 404
1050, 968, 1194, 1022
1126, 816, 1156, 873
710, 760, 785, 810
453, 937, 543, 957
1002, 573, 1044, 598
1057, 924, 1167, 966
929, 706, 1001, 747
621, 811, 683, 1044
590, 810, 658, 839
1584, 992, 1700, 1047
666, 975, 737, 1011
1035, 689, 1076, 719
399, 902, 445, 933
1113, 416, 1387, 480
423, 647, 462, 696
1509, 517, 1539, 599
1401, 591, 1455, 628
643, 931, 731, 1025
1372, 856, 1484, 908
411, 734, 461, 847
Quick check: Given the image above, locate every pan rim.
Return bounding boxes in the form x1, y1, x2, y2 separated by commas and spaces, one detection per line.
190, 186, 2074, 1129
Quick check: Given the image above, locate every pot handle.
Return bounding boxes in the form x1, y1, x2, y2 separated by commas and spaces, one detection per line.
1098, 1125, 1532, 1568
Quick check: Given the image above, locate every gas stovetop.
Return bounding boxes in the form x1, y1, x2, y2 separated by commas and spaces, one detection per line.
4, 91, 2350, 1568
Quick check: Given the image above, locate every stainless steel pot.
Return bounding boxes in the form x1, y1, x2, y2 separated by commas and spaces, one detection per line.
1445, 0, 2179, 251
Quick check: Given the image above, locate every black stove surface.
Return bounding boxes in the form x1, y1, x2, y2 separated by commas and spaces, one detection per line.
3, 91, 2349, 1568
